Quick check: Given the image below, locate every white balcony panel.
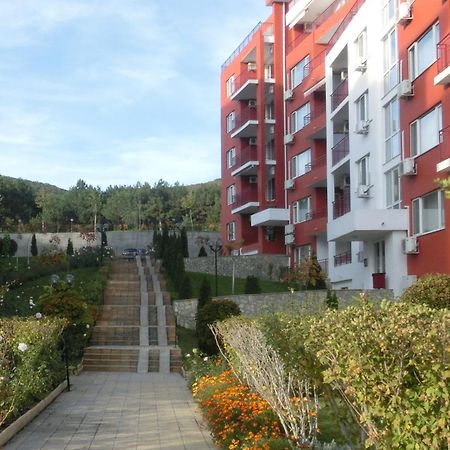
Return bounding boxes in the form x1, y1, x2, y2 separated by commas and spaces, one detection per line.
231, 121, 258, 139
434, 66, 450, 86
328, 209, 408, 242
231, 161, 259, 177
251, 208, 289, 226
436, 158, 450, 173
232, 202, 260, 215
230, 80, 258, 101
286, 0, 336, 28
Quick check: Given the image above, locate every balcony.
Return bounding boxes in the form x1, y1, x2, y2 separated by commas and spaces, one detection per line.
231, 146, 259, 177
304, 104, 326, 139
286, 0, 338, 29
332, 190, 350, 220
436, 125, 450, 172
302, 50, 326, 94
230, 70, 258, 101
331, 135, 349, 166
301, 209, 327, 236
331, 77, 348, 112
434, 33, 450, 86
251, 208, 289, 227
334, 251, 351, 266
306, 154, 327, 187
231, 109, 258, 139
232, 190, 259, 215
328, 208, 408, 242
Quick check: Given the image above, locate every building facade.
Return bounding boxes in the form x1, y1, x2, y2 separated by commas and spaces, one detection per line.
220, 0, 450, 295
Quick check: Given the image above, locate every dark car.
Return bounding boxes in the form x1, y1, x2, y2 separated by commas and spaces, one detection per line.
122, 248, 138, 259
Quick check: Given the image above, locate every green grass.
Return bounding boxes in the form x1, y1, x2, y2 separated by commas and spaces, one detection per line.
177, 326, 198, 359
170, 271, 289, 300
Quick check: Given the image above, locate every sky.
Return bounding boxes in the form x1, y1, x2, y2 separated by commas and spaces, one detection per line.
0, 0, 269, 190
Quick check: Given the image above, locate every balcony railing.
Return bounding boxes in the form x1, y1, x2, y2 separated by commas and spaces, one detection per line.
304, 104, 326, 125
234, 108, 258, 130
331, 135, 349, 166
232, 69, 257, 93
334, 251, 352, 267
302, 50, 326, 91
234, 190, 258, 208
305, 154, 327, 172
235, 146, 258, 168
305, 209, 327, 221
439, 125, 450, 161
333, 190, 351, 219
437, 33, 450, 73
331, 77, 348, 111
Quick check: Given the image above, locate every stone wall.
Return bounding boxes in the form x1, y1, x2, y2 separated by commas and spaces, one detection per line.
173, 289, 394, 330
184, 254, 289, 281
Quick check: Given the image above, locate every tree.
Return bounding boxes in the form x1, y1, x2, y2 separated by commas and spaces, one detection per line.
198, 245, 207, 257
198, 276, 211, 309
179, 273, 192, 299
31, 234, 38, 256
66, 238, 74, 256
180, 227, 189, 258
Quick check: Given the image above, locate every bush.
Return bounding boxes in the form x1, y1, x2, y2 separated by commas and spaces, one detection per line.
198, 245, 207, 257
197, 276, 211, 309
196, 299, 240, 355
400, 273, 450, 309
178, 273, 192, 299
66, 238, 74, 256
0, 235, 18, 257
0, 317, 66, 427
244, 275, 261, 294
325, 289, 338, 310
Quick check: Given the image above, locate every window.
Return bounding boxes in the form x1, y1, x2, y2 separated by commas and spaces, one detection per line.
294, 244, 311, 265
357, 155, 370, 186
382, 0, 398, 26
384, 97, 400, 161
412, 190, 445, 235
291, 149, 311, 178
383, 29, 399, 94
408, 23, 439, 79
355, 92, 368, 130
374, 241, 386, 273
227, 222, 236, 241
226, 75, 235, 98
291, 103, 310, 133
226, 185, 236, 205
265, 226, 276, 241
410, 105, 442, 157
292, 197, 311, 224
291, 55, 310, 89
355, 29, 367, 62
226, 111, 236, 132
226, 147, 236, 168
385, 166, 401, 209
266, 178, 275, 201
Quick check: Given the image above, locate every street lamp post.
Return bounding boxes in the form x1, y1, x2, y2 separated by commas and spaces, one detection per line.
209, 239, 223, 297
70, 218, 73, 233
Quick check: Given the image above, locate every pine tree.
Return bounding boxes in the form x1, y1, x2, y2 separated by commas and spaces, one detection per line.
31, 233, 38, 256
198, 245, 207, 257
198, 276, 212, 309
66, 238, 74, 256
179, 273, 192, 299
180, 227, 189, 258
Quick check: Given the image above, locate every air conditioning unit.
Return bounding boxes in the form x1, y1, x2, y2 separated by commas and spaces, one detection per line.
401, 157, 416, 176
355, 120, 370, 135
341, 175, 351, 189
284, 133, 294, 145
248, 99, 257, 108
268, 85, 275, 95
355, 57, 367, 72
342, 121, 350, 133
284, 178, 295, 190
285, 224, 295, 235
284, 89, 294, 101
247, 62, 257, 71
397, 1, 412, 23
357, 184, 370, 198
285, 234, 295, 245
340, 70, 348, 81
402, 236, 418, 254
249, 137, 257, 146
303, 22, 313, 33
399, 79, 414, 97
269, 125, 275, 134
248, 176, 258, 184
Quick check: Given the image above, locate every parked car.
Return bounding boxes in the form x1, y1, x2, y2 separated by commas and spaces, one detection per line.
138, 248, 148, 256
122, 248, 138, 259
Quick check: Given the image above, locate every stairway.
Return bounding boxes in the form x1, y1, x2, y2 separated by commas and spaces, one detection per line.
83, 257, 182, 373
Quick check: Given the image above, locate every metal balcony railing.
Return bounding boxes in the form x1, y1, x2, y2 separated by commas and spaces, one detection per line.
234, 108, 258, 130
232, 69, 257, 93
235, 146, 258, 167
331, 77, 348, 111
334, 251, 352, 266
305, 209, 327, 221
331, 135, 349, 166
234, 190, 258, 208
333, 190, 351, 219
437, 33, 450, 73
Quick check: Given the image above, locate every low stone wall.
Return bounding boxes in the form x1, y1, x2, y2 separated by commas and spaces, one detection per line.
184, 254, 289, 281
173, 289, 394, 330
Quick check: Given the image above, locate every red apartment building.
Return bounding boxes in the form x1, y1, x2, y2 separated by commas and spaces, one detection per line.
220, 0, 450, 294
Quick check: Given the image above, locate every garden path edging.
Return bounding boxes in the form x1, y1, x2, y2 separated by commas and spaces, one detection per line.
0, 380, 67, 447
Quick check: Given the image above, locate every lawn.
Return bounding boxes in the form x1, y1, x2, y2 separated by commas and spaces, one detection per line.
170, 271, 290, 300
177, 326, 198, 358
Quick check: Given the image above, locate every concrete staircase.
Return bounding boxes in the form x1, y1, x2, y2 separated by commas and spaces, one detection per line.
83, 258, 182, 373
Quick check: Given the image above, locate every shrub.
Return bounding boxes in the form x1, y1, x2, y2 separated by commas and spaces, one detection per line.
325, 289, 338, 310
197, 276, 211, 309
178, 273, 192, 299
196, 299, 240, 355
287, 255, 327, 290
66, 238, 74, 256
244, 275, 261, 294
198, 245, 207, 257
31, 234, 38, 256
0, 235, 18, 257
400, 272, 450, 309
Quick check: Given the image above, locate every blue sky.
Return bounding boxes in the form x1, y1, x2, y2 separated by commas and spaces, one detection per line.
0, 0, 269, 189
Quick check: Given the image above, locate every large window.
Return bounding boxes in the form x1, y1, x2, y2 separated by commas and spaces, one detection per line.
226, 111, 236, 133
226, 75, 235, 98
384, 97, 400, 161
291, 103, 310, 133
226, 147, 236, 168
266, 178, 275, 201
385, 166, 401, 209
355, 29, 367, 62
357, 155, 370, 186
410, 104, 442, 157
412, 190, 445, 235
292, 197, 311, 224
383, 29, 399, 94
382, 0, 398, 26
226, 184, 236, 205
291, 55, 310, 89
408, 23, 440, 79
294, 244, 311, 265
355, 92, 368, 131
227, 222, 236, 241
291, 149, 311, 178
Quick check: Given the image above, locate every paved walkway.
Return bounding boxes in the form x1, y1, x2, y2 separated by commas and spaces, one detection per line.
4, 372, 215, 450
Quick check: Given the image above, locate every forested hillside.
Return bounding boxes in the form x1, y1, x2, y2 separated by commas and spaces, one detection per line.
0, 176, 220, 232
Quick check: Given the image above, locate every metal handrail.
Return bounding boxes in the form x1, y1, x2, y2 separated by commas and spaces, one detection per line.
437, 33, 450, 73
331, 135, 349, 166
331, 77, 348, 111
332, 190, 351, 219
334, 250, 352, 266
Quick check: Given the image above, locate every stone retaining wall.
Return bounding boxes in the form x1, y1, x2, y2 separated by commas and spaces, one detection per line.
173, 289, 394, 330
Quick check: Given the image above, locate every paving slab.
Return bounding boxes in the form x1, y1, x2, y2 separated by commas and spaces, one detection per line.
4, 372, 215, 450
